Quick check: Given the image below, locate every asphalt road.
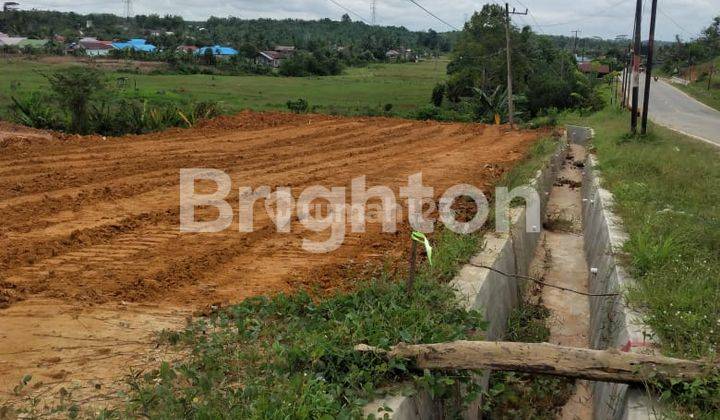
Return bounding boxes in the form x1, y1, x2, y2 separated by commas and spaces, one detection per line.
635, 76, 720, 147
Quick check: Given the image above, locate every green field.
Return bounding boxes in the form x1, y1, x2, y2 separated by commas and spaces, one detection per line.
0, 58, 448, 119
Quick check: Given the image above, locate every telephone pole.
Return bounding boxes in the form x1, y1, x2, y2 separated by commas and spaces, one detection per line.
505, 3, 527, 129
123, 0, 132, 21
641, 0, 658, 135
571, 29, 581, 58
630, 0, 642, 134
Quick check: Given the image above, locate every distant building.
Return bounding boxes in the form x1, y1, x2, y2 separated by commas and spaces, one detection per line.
112, 38, 157, 53
385, 49, 400, 59
578, 61, 610, 77
258, 50, 283, 68
196, 45, 239, 57
176, 45, 198, 54
69, 37, 114, 56
0, 32, 27, 47
386, 48, 416, 61
257, 46, 295, 68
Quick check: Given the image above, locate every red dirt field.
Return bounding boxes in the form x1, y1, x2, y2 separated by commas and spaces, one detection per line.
0, 112, 539, 411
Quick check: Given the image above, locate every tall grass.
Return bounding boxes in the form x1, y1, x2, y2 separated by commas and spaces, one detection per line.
10, 95, 222, 136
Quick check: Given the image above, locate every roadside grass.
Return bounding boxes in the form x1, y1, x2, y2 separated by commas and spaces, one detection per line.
0, 58, 447, 120
100, 134, 560, 419
563, 104, 720, 416
673, 57, 720, 112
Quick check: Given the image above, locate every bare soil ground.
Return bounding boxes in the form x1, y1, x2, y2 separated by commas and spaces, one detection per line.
0, 112, 538, 412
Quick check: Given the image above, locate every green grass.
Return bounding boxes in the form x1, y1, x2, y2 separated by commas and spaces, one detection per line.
0, 58, 448, 119
563, 103, 720, 417
673, 57, 720, 111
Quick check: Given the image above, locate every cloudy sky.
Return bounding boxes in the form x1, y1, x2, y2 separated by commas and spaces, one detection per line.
14, 0, 718, 41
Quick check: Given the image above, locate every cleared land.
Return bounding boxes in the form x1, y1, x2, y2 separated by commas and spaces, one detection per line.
0, 111, 538, 407
0, 58, 448, 118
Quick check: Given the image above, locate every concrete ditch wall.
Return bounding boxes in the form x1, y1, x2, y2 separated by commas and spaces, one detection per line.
363, 136, 569, 419
574, 126, 661, 420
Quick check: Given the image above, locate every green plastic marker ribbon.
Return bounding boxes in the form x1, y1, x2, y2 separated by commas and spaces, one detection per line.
411, 231, 433, 267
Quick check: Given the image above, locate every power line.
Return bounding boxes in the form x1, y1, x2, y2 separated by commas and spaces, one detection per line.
406, 0, 459, 31
657, 5, 694, 38
513, 0, 544, 34
327, 0, 371, 24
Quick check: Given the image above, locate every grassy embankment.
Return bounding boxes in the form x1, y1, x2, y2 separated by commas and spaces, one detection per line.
0, 58, 448, 120
673, 57, 720, 111
564, 103, 720, 415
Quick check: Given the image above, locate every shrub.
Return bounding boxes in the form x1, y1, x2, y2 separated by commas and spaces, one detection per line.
45, 67, 107, 134
431, 82, 446, 107
286, 98, 310, 114
10, 93, 62, 130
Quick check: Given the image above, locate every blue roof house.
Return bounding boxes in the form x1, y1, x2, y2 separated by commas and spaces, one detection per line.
112, 38, 157, 53
196, 45, 239, 57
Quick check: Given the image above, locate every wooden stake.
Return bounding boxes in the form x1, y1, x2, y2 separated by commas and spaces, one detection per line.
355, 340, 717, 385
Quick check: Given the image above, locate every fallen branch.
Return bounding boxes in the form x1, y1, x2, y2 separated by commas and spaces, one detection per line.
356, 340, 717, 385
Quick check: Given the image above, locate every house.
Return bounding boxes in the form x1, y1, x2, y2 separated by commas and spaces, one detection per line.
257, 46, 296, 68
386, 48, 417, 61
385, 49, 400, 60
196, 45, 239, 57
17, 39, 48, 49
112, 38, 157, 53
176, 45, 198, 54
69, 37, 114, 56
0, 32, 27, 47
578, 61, 610, 77
258, 50, 283, 68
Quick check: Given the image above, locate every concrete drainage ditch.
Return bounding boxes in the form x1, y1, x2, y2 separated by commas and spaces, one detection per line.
364, 126, 663, 419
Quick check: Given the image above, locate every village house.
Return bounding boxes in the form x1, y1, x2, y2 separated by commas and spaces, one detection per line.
0, 31, 27, 46
196, 45, 239, 58
578, 61, 611, 78
68, 37, 114, 56
257, 45, 295, 68
112, 38, 157, 53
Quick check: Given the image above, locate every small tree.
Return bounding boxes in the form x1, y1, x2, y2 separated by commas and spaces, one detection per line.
431, 82, 446, 107
45, 67, 106, 134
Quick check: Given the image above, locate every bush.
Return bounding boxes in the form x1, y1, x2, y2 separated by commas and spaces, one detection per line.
10, 93, 62, 130
286, 98, 309, 114
45, 67, 107, 134
431, 82, 446, 107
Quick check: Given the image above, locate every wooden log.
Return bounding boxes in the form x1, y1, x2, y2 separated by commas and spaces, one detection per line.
355, 341, 717, 385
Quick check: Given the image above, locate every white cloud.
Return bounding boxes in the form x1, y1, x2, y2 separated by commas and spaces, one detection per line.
15, 0, 717, 40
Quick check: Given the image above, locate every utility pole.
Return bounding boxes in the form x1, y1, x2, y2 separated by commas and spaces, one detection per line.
504, 3, 527, 129
371, 0, 377, 25
641, 0, 658, 135
123, 0, 132, 21
571, 29, 581, 58
630, 0, 642, 134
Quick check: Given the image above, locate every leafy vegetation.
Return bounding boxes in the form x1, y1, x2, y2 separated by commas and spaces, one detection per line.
10, 67, 221, 135
121, 230, 486, 418
432, 4, 604, 123
484, 304, 573, 418
0, 59, 447, 123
